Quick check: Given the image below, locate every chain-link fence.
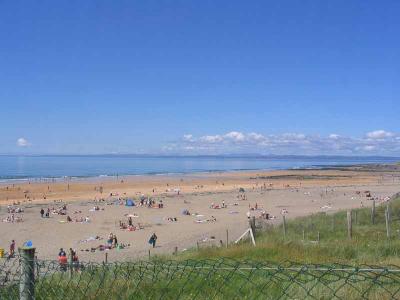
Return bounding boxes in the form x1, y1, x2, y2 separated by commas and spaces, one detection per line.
2, 254, 400, 299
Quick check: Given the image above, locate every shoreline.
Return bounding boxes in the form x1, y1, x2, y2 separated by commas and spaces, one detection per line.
1, 161, 397, 185
0, 163, 399, 206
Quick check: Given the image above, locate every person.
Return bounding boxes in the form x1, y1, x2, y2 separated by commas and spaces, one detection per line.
58, 248, 67, 271
149, 233, 157, 248
107, 233, 113, 246
113, 234, 118, 247
40, 208, 44, 218
9, 240, 15, 258
128, 217, 133, 226
69, 248, 79, 270
59, 248, 66, 257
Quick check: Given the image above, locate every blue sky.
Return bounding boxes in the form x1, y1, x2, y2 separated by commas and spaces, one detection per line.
0, 1, 399, 155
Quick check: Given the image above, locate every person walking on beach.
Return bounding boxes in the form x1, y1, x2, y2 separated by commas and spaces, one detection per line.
40, 208, 44, 218
149, 233, 157, 248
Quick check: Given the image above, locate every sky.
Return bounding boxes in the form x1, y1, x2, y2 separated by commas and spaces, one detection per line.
0, 1, 399, 156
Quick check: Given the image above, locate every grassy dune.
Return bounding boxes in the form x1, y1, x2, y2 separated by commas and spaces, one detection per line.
179, 193, 400, 266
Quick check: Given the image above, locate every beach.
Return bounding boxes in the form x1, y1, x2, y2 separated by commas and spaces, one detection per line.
1, 166, 400, 262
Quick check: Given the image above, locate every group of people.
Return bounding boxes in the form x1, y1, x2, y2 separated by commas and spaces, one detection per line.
107, 233, 119, 248
2, 214, 23, 223
138, 197, 164, 208
58, 248, 79, 271
7, 205, 23, 213
119, 217, 142, 231
40, 208, 50, 218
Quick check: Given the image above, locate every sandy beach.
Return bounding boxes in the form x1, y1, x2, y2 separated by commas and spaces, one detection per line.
1, 166, 400, 262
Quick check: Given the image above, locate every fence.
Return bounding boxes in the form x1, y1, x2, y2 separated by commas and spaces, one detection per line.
2, 250, 400, 299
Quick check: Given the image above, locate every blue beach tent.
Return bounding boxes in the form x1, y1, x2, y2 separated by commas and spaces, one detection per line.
126, 199, 135, 207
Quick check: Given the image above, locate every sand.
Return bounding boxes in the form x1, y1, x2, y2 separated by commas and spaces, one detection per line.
1, 168, 399, 262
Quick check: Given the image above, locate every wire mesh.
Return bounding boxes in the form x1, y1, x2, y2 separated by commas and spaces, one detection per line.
2, 257, 400, 299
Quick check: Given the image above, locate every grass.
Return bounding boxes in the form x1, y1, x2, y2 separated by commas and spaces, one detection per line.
2, 193, 400, 299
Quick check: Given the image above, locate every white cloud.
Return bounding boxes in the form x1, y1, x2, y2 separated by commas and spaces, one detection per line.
17, 138, 30, 147
366, 130, 394, 139
170, 129, 400, 155
224, 131, 245, 142
183, 134, 193, 141
248, 132, 264, 141
329, 134, 340, 139
363, 145, 376, 151
199, 135, 223, 143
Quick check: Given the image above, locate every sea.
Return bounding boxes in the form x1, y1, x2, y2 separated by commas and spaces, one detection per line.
0, 155, 398, 182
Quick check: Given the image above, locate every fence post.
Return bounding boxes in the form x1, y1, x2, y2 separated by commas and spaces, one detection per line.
105, 252, 108, 264
371, 200, 375, 225
302, 229, 305, 241
226, 229, 229, 248
251, 216, 256, 236
35, 255, 39, 279
385, 205, 391, 239
196, 241, 199, 251
347, 210, 352, 239
354, 211, 358, 226
69, 248, 73, 279
148, 249, 151, 259
282, 215, 287, 238
19, 247, 36, 300
317, 231, 320, 243
174, 246, 178, 255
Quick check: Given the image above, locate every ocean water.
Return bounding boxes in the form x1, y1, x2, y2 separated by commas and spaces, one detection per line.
0, 155, 398, 182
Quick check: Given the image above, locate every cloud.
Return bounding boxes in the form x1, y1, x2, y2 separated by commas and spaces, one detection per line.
17, 138, 30, 147
329, 134, 340, 140
225, 131, 246, 142
183, 134, 193, 141
363, 145, 376, 151
366, 130, 394, 139
165, 130, 400, 155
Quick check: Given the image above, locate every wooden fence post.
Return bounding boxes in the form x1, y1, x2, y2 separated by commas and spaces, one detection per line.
354, 211, 358, 226
282, 215, 287, 238
347, 210, 352, 239
226, 229, 229, 248
251, 216, 256, 235
19, 247, 36, 300
385, 205, 391, 239
317, 231, 320, 243
69, 248, 74, 279
174, 246, 178, 255
371, 200, 376, 225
